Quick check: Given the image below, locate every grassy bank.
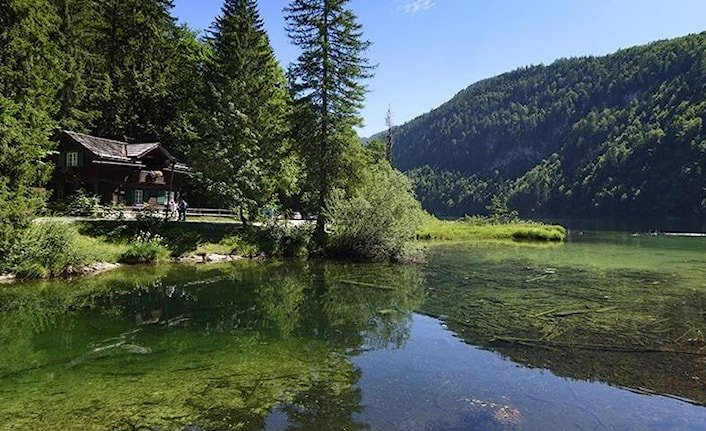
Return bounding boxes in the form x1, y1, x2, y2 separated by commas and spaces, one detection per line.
0, 219, 313, 280
1, 215, 566, 281
416, 217, 566, 242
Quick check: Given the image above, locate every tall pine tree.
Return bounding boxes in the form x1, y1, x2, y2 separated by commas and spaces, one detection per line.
0, 0, 63, 256
91, 0, 180, 142
191, 0, 296, 222
52, 0, 102, 132
285, 0, 373, 240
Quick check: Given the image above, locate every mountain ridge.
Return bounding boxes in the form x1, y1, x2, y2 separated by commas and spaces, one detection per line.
386, 31, 706, 218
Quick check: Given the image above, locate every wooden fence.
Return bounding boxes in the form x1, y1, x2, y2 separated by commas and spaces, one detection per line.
127, 206, 235, 218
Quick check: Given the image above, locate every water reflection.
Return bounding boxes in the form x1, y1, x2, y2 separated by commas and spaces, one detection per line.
352, 315, 706, 431
0, 260, 424, 431
1, 236, 706, 430
420, 240, 706, 406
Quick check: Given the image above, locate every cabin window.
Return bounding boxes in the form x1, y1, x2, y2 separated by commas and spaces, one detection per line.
134, 189, 144, 206
66, 152, 79, 167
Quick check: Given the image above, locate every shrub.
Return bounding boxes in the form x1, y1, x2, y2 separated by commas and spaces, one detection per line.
7, 222, 87, 279
325, 165, 426, 261
136, 206, 165, 230
119, 231, 168, 264
66, 189, 101, 217
217, 234, 259, 257
239, 223, 314, 258
487, 195, 519, 224
0, 175, 48, 266
95, 204, 126, 220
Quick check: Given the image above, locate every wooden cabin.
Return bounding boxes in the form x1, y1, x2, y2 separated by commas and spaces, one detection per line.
52, 131, 190, 207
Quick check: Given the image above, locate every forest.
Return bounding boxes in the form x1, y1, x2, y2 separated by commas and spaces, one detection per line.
393, 32, 706, 218
0, 0, 425, 266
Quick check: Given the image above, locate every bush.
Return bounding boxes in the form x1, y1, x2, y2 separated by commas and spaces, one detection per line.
119, 231, 168, 264
325, 165, 426, 261
95, 204, 126, 220
239, 223, 314, 258
486, 195, 519, 224
7, 222, 87, 279
136, 206, 165, 230
66, 189, 101, 217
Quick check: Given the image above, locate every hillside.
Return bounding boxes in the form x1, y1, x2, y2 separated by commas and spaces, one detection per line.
391, 32, 706, 218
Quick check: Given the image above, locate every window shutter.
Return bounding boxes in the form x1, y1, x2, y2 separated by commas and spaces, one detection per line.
58, 153, 65, 168
78, 151, 84, 167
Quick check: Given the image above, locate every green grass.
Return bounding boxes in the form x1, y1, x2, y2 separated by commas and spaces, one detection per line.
416, 217, 566, 242
193, 234, 258, 256
5, 222, 132, 279
74, 234, 129, 263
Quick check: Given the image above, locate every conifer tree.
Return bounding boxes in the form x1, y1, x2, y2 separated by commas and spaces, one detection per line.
285, 0, 373, 241
0, 0, 63, 256
191, 0, 295, 222
52, 0, 102, 132
91, 0, 179, 142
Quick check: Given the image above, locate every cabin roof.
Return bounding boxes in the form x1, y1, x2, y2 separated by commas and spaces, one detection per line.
64, 131, 130, 161
62, 131, 189, 172
126, 143, 161, 158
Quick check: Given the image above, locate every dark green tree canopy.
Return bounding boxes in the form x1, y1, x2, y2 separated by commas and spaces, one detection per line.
189, 0, 296, 220
0, 0, 63, 255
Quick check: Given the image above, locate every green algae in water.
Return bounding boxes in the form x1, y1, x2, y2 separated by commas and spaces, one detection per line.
2, 232, 706, 430
0, 261, 425, 431
420, 234, 706, 404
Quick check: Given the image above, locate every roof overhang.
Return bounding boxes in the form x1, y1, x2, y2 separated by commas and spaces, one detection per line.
92, 160, 146, 168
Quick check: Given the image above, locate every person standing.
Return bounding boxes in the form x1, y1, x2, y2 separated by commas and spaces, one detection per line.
167, 199, 177, 220
177, 198, 188, 222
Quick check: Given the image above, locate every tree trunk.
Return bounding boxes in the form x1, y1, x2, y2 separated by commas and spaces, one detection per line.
314, 0, 330, 248
314, 188, 327, 246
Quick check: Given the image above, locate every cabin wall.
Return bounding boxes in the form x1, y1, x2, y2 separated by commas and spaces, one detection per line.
51, 136, 188, 207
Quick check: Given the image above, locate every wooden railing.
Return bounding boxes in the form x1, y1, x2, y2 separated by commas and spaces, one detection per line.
127, 206, 235, 218
184, 208, 235, 217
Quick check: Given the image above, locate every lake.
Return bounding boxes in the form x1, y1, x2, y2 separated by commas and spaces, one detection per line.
1, 231, 705, 430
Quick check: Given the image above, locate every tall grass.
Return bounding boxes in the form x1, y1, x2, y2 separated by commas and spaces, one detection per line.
3, 222, 131, 279
416, 217, 566, 242
7, 222, 87, 279
119, 232, 169, 264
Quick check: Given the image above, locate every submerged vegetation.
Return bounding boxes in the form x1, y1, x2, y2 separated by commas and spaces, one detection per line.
0, 261, 425, 430
2, 236, 706, 429
420, 239, 706, 403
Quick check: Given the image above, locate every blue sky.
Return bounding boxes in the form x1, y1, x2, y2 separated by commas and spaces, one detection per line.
173, 0, 706, 137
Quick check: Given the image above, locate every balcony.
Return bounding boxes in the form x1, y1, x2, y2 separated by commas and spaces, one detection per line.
137, 170, 167, 185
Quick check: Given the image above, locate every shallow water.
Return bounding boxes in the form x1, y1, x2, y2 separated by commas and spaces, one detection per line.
1, 232, 705, 430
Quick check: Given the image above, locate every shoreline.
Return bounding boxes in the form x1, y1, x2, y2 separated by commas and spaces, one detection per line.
0, 253, 246, 285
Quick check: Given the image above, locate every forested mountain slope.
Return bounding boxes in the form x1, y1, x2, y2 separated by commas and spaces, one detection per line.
393, 32, 706, 218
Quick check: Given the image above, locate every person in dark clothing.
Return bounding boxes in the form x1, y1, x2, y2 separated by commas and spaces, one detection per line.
177, 198, 188, 222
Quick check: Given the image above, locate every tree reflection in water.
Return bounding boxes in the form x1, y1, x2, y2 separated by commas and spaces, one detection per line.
0, 260, 424, 431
